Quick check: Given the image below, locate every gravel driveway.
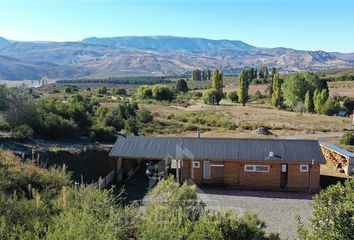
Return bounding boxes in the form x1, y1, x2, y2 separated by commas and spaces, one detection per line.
197, 188, 313, 240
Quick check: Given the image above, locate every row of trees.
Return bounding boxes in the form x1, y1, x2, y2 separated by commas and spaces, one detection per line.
191, 69, 211, 81
270, 72, 340, 115
202, 68, 264, 106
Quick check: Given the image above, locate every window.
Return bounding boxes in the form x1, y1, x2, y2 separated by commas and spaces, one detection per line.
203, 161, 210, 179
300, 165, 309, 172
244, 165, 270, 172
193, 161, 200, 168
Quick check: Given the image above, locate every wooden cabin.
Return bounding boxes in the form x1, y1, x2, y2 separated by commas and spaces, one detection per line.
110, 136, 325, 192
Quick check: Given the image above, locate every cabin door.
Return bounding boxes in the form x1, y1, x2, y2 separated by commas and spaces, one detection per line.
280, 163, 288, 188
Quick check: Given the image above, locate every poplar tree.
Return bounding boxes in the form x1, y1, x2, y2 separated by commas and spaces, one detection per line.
238, 70, 249, 106
211, 69, 223, 95
271, 73, 282, 108
304, 90, 314, 112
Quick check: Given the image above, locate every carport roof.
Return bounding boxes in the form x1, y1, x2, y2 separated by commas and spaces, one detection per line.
110, 136, 325, 163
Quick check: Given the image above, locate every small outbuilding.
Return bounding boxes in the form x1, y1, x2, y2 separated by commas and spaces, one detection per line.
320, 142, 354, 175
110, 136, 325, 192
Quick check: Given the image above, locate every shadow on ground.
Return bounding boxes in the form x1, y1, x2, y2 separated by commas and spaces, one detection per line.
115, 166, 157, 204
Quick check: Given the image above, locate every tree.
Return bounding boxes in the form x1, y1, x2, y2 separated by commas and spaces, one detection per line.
5, 92, 40, 129
227, 91, 238, 103
124, 118, 139, 136
137, 108, 153, 123
0, 85, 9, 111
176, 79, 189, 93
282, 73, 309, 108
152, 85, 174, 101
343, 97, 354, 114
271, 73, 282, 108
211, 69, 223, 96
192, 69, 202, 81
98, 86, 108, 95
340, 131, 354, 145
303, 71, 328, 93
238, 70, 249, 106
297, 179, 354, 240
313, 89, 329, 114
113, 88, 127, 96
304, 90, 314, 112
322, 97, 340, 116
202, 89, 222, 105
135, 85, 153, 99
259, 66, 269, 82
269, 67, 277, 95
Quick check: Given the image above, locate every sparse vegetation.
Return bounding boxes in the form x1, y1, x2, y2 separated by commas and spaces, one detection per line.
340, 131, 354, 145
0, 152, 279, 240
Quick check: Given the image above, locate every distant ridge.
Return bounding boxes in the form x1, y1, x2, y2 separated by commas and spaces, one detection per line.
0, 35, 353, 80
82, 36, 258, 52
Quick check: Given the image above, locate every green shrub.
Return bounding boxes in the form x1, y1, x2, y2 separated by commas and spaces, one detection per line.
135, 85, 153, 99
124, 118, 139, 136
40, 113, 80, 139
113, 88, 127, 96
10, 124, 34, 140
202, 89, 222, 105
297, 179, 354, 240
340, 131, 354, 145
90, 125, 116, 142
152, 85, 175, 101
227, 91, 238, 102
137, 108, 153, 123
97, 86, 108, 95
176, 79, 189, 93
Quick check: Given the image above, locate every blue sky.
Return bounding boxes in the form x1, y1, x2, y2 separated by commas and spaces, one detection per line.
0, 0, 353, 52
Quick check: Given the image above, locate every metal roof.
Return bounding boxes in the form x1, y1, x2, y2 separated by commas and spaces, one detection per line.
110, 136, 325, 163
320, 142, 354, 158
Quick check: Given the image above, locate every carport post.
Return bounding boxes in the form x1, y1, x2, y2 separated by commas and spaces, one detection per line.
176, 159, 180, 181
191, 160, 194, 179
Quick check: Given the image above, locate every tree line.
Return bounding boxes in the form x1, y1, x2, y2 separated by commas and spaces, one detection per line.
0, 85, 154, 142
199, 67, 344, 116
191, 69, 211, 81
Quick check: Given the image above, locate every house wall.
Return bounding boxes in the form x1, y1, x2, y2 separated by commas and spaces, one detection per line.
287, 163, 321, 191
182, 160, 321, 192
238, 161, 281, 189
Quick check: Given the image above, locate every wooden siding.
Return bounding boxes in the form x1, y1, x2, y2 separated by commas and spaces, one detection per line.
224, 162, 239, 186
182, 160, 321, 192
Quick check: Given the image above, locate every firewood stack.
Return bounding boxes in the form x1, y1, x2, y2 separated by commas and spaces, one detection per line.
320, 146, 348, 171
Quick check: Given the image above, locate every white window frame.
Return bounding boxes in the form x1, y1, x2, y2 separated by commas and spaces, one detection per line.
210, 164, 224, 167
203, 161, 211, 179
299, 165, 309, 172
244, 165, 270, 173
193, 161, 200, 168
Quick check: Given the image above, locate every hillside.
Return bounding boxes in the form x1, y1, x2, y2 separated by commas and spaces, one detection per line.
0, 36, 353, 80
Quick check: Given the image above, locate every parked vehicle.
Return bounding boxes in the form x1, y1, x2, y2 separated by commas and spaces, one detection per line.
145, 160, 166, 179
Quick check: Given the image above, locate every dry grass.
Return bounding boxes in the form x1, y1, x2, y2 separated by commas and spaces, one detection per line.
143, 99, 354, 145
0, 150, 45, 175
328, 81, 354, 97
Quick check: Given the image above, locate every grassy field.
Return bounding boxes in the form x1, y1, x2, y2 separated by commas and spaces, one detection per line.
143, 96, 354, 146
328, 81, 354, 97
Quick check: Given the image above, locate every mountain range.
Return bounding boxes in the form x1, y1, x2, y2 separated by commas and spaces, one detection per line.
0, 36, 353, 80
